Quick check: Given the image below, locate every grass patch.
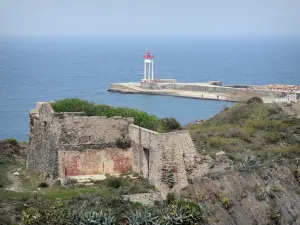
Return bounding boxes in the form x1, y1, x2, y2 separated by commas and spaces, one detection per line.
51, 98, 181, 132
41, 186, 112, 200
0, 175, 157, 224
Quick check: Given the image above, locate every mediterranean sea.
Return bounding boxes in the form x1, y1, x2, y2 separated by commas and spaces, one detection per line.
0, 37, 299, 141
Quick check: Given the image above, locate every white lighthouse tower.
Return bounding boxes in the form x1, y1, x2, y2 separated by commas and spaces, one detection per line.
143, 51, 154, 82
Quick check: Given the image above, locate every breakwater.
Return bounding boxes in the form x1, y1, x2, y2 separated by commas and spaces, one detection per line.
108, 81, 300, 103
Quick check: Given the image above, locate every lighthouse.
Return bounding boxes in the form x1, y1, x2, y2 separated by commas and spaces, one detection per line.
143, 51, 154, 82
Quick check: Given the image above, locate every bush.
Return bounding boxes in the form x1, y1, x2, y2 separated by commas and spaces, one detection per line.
51, 98, 181, 133
263, 131, 280, 143
51, 98, 93, 113
22, 207, 42, 225
222, 197, 231, 209
207, 136, 234, 148
3, 138, 19, 146
246, 97, 263, 104
166, 192, 176, 204
159, 118, 181, 132
107, 177, 122, 189
22, 201, 71, 225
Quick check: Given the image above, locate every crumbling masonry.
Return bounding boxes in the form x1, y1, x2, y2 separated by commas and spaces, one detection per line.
28, 102, 197, 194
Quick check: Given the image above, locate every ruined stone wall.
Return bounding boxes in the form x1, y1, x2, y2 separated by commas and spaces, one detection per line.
28, 102, 133, 178
28, 102, 197, 194
28, 103, 62, 179
129, 124, 196, 196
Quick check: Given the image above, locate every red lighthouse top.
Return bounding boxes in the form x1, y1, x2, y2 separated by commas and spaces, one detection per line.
143, 51, 154, 59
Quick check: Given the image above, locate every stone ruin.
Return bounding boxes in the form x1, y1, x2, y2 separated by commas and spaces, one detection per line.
27, 102, 197, 195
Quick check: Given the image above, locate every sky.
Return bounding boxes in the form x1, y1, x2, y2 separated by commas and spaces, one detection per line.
0, 0, 300, 37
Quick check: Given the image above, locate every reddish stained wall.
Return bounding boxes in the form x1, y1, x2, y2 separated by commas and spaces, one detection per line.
59, 149, 132, 177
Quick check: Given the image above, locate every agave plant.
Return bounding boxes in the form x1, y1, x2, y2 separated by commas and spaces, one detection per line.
161, 202, 204, 225
71, 211, 116, 225
127, 208, 159, 225
236, 155, 259, 171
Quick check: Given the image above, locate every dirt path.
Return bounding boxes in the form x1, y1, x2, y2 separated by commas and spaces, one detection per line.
5, 169, 22, 192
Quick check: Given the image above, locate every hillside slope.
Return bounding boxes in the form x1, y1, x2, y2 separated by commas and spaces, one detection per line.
187, 99, 300, 161
183, 99, 300, 225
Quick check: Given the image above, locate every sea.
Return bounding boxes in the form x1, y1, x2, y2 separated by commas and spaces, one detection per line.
0, 37, 299, 141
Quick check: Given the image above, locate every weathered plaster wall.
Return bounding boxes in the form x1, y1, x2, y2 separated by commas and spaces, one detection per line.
58, 149, 132, 177
58, 114, 133, 148
129, 124, 196, 196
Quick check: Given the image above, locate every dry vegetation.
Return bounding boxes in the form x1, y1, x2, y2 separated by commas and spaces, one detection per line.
187, 98, 300, 162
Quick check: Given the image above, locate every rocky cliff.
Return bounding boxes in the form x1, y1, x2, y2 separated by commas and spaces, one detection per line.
182, 158, 300, 225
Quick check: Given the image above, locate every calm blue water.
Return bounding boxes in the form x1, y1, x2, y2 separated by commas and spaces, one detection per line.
0, 37, 299, 141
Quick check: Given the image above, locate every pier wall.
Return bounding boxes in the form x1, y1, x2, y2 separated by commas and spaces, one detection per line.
109, 82, 300, 102
109, 83, 138, 92
157, 83, 286, 99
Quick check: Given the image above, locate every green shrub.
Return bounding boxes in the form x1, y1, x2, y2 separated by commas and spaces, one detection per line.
43, 201, 71, 225
257, 145, 300, 159
246, 120, 288, 131
51, 98, 94, 113
207, 136, 234, 148
263, 131, 280, 143
159, 118, 181, 132
22, 207, 42, 225
107, 177, 122, 189
3, 138, 19, 146
246, 97, 263, 104
166, 192, 176, 204
222, 197, 231, 209
22, 201, 71, 225
51, 98, 181, 133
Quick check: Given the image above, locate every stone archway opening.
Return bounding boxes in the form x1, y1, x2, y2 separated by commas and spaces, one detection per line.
143, 148, 150, 179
